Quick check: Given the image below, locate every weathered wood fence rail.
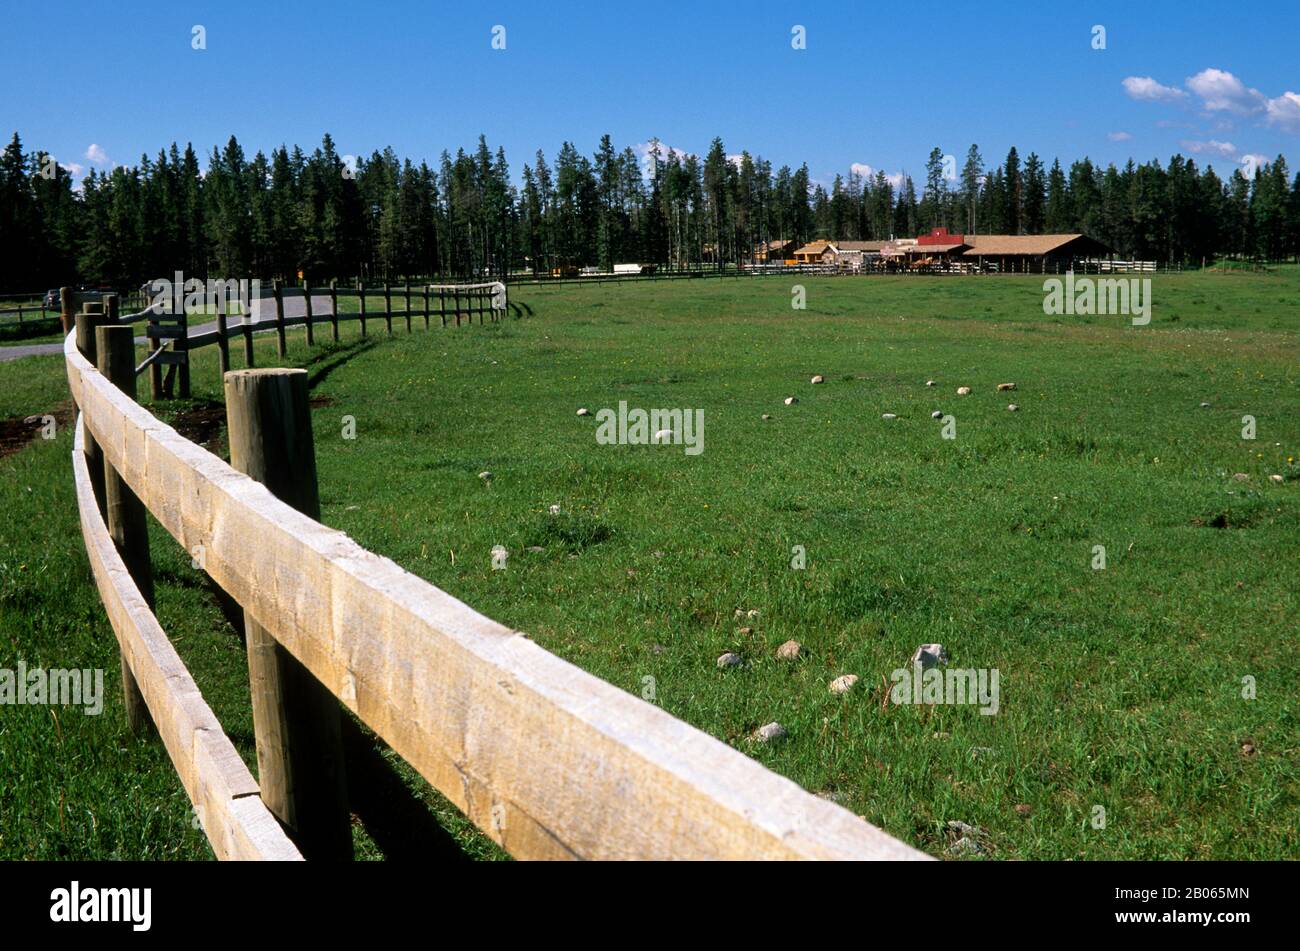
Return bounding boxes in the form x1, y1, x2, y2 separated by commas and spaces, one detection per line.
63, 292, 927, 861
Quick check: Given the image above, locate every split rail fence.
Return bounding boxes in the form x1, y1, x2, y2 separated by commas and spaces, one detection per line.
62, 289, 926, 861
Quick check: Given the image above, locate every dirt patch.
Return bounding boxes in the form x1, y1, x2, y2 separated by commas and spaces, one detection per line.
309, 395, 337, 408
169, 400, 227, 451
0, 401, 73, 460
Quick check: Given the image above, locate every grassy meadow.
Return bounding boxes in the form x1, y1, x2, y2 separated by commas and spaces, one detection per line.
1, 270, 1296, 859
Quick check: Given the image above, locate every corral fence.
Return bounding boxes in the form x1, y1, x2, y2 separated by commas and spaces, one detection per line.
56, 279, 512, 401
63, 288, 926, 861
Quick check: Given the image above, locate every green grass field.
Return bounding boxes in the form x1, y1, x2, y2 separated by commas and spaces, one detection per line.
2, 270, 1296, 859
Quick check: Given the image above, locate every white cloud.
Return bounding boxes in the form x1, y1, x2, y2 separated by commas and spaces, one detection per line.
1122, 76, 1186, 103
85, 143, 110, 165
850, 162, 904, 188
1180, 139, 1239, 158
1107, 131, 1132, 142
61, 161, 84, 176
1185, 68, 1265, 115
1265, 91, 1300, 132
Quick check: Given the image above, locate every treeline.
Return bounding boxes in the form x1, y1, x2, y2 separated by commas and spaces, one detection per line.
2, 130, 1298, 291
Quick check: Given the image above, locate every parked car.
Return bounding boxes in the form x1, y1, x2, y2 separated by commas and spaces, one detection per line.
43, 289, 60, 309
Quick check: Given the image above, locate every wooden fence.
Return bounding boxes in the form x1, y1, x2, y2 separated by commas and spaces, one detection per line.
62, 292, 927, 861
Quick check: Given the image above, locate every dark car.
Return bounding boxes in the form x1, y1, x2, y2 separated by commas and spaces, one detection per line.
43, 289, 60, 309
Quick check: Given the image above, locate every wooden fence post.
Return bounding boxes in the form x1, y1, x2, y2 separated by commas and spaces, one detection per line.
358, 279, 367, 337
439, 287, 446, 327
273, 278, 287, 357
224, 368, 352, 860
454, 287, 461, 327
422, 283, 429, 329
403, 281, 412, 333
383, 283, 393, 335
329, 279, 339, 342
96, 325, 154, 735
59, 286, 74, 335
216, 286, 230, 377
75, 306, 108, 516
303, 279, 314, 347
242, 287, 256, 368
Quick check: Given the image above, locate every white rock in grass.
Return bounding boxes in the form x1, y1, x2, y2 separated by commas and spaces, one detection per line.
882, 413, 898, 420
746, 609, 761, 619
1007, 403, 1019, 412
926, 380, 937, 387
576, 407, 591, 416
811, 374, 825, 385
784, 396, 798, 405
548, 504, 561, 515
1232, 472, 1250, 482
478, 471, 492, 482
752, 722, 788, 743
931, 410, 944, 419
1199, 402, 1211, 408
911, 643, 949, 669
1270, 474, 1284, 484
653, 428, 674, 443
761, 413, 772, 420
716, 652, 743, 669
996, 382, 1017, 392
956, 386, 972, 396
775, 639, 802, 660
829, 674, 860, 695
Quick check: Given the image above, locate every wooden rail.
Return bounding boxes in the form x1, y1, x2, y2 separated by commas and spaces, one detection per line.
64, 294, 927, 862
72, 421, 302, 860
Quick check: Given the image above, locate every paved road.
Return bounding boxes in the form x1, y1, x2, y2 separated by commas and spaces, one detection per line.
0, 295, 335, 364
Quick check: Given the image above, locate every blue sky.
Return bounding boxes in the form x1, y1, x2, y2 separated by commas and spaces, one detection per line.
3, 0, 1298, 188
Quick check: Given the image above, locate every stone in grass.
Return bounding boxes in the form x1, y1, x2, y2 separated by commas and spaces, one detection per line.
761, 413, 772, 420
882, 412, 898, 420
1199, 402, 1211, 408
652, 428, 674, 443
1007, 403, 1019, 412
811, 374, 825, 385
956, 386, 972, 396
946, 836, 986, 858
944, 820, 988, 857
716, 652, 743, 669
926, 380, 937, 387
576, 407, 591, 416
931, 410, 944, 419
525, 546, 545, 553
784, 396, 799, 405
1014, 803, 1033, 817
1232, 472, 1250, 482
1270, 474, 1284, 484
549, 503, 562, 514
996, 382, 1017, 392
478, 470, 492, 482
775, 639, 802, 660
752, 722, 788, 743
911, 643, 949, 669
829, 674, 860, 695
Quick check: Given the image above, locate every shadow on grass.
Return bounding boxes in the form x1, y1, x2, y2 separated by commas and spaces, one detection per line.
340, 717, 474, 862
305, 337, 380, 392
